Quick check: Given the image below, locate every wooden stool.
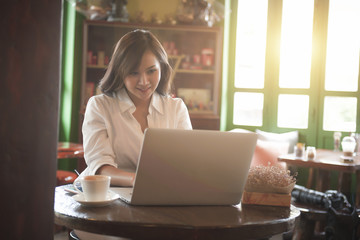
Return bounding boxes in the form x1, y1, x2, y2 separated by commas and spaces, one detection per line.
56, 170, 77, 186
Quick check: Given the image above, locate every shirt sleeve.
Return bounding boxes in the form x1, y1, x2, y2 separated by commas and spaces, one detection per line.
81, 96, 118, 175
176, 99, 193, 130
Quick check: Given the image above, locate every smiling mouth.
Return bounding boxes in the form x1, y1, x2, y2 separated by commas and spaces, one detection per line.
137, 86, 151, 92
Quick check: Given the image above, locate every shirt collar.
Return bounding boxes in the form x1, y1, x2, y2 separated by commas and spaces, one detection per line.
150, 91, 164, 115
116, 88, 164, 115
116, 88, 135, 113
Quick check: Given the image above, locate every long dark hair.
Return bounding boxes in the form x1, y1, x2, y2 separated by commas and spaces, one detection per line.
99, 29, 173, 96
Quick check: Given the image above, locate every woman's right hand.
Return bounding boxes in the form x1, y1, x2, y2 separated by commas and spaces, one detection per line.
96, 165, 135, 187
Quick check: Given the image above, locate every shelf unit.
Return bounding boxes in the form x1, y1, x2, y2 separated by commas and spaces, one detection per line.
81, 20, 223, 130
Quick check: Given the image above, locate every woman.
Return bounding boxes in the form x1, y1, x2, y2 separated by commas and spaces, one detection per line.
80, 29, 192, 187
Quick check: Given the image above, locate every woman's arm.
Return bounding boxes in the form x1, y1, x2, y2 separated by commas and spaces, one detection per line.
82, 96, 135, 187
96, 165, 135, 187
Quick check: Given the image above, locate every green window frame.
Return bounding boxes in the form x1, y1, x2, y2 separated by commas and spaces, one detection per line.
221, 0, 360, 149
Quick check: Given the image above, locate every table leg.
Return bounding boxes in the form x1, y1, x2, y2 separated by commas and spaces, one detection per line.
306, 168, 314, 189
338, 172, 352, 201
292, 214, 315, 240
313, 169, 330, 236
316, 169, 330, 192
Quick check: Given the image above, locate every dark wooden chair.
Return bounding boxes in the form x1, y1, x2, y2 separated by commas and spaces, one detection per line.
69, 230, 80, 240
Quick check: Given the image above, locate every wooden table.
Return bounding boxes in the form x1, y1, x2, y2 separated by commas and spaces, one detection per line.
278, 149, 360, 208
57, 142, 85, 172
57, 142, 84, 159
54, 185, 300, 240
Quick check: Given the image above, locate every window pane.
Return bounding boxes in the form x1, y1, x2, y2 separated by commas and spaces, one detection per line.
277, 94, 309, 129
323, 96, 357, 132
279, 0, 314, 89
234, 0, 268, 89
233, 92, 264, 126
324, 0, 360, 92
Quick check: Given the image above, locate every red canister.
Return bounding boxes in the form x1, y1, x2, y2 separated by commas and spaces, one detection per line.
201, 48, 214, 67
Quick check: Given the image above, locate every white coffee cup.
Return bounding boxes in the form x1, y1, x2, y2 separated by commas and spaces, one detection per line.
74, 175, 111, 201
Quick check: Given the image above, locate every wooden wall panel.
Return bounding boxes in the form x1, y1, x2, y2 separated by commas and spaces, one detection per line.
0, 1, 62, 239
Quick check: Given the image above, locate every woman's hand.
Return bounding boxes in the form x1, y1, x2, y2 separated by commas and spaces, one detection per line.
96, 165, 135, 187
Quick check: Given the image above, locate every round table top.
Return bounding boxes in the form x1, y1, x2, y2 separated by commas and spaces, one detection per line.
57, 142, 84, 159
54, 185, 300, 240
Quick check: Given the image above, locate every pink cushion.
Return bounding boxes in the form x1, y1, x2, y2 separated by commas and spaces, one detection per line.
255, 129, 298, 153
251, 139, 289, 169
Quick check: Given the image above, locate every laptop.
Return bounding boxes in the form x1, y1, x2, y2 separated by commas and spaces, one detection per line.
111, 128, 257, 206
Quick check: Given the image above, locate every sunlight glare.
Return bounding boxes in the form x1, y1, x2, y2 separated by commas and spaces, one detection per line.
277, 94, 309, 129
325, 0, 360, 92
235, 0, 268, 89
279, 0, 314, 89
233, 92, 264, 126
323, 96, 357, 132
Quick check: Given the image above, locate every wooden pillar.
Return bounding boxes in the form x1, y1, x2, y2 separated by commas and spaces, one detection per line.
356, 170, 360, 209
0, 1, 62, 239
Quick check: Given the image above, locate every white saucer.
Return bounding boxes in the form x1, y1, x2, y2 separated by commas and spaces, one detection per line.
340, 155, 354, 163
72, 191, 120, 207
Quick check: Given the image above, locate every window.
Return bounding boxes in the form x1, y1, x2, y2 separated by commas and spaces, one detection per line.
279, 0, 314, 89
235, 0, 268, 89
325, 0, 360, 92
277, 94, 309, 129
233, 92, 264, 126
323, 96, 357, 132
226, 0, 360, 148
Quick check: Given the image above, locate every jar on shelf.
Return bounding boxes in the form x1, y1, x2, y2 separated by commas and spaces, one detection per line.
306, 146, 316, 161
201, 48, 214, 67
294, 143, 305, 158
333, 132, 342, 151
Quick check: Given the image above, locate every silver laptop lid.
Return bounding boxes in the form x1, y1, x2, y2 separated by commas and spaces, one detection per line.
130, 128, 257, 205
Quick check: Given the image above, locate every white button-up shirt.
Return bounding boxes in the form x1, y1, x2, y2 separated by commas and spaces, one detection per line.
80, 88, 192, 176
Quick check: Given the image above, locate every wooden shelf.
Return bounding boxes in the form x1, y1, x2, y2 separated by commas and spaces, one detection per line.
177, 69, 215, 74
87, 64, 107, 69
81, 20, 223, 131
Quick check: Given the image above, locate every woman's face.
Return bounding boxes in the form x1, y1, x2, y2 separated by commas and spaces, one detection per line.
124, 50, 161, 106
